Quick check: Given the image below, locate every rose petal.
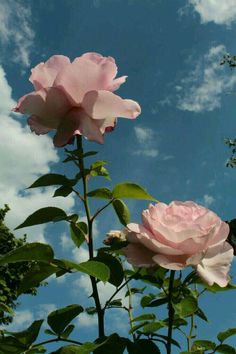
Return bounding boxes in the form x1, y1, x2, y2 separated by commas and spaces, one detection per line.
53, 108, 104, 147
29, 55, 71, 90
107, 76, 128, 91
127, 223, 185, 256
123, 243, 156, 267
196, 242, 234, 287
93, 117, 117, 134
54, 55, 119, 104
14, 87, 71, 129
27, 115, 52, 135
82, 90, 141, 119
152, 254, 187, 270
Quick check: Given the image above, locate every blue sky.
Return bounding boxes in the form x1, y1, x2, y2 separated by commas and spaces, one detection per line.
1, 0, 236, 352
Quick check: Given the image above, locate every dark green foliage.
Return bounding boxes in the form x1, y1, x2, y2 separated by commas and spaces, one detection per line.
0, 205, 41, 325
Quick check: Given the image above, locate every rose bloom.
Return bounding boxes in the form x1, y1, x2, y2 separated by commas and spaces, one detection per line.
124, 201, 233, 287
13, 53, 141, 147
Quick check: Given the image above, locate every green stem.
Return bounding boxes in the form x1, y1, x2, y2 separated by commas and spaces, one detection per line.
76, 136, 105, 339
34, 337, 83, 347
187, 315, 195, 351
167, 270, 175, 354
123, 264, 136, 341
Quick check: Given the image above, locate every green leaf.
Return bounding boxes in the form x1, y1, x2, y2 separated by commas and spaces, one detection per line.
217, 328, 236, 342
132, 313, 156, 322
0, 302, 14, 314
15, 207, 67, 229
52, 259, 110, 282
0, 336, 27, 354
83, 151, 98, 158
0, 243, 54, 265
215, 344, 236, 353
129, 321, 149, 334
52, 342, 106, 354
70, 222, 87, 248
76, 260, 110, 282
112, 199, 130, 226
18, 263, 59, 294
85, 307, 97, 315
47, 305, 83, 335
44, 329, 56, 336
112, 183, 157, 201
87, 188, 112, 199
152, 335, 181, 349
127, 339, 161, 354
24, 345, 46, 353
173, 296, 198, 318
28, 173, 72, 188
90, 161, 110, 180
195, 308, 208, 322
54, 186, 73, 197
125, 287, 145, 297
142, 321, 165, 333
95, 252, 124, 287
145, 297, 168, 308
60, 324, 75, 339
192, 340, 216, 351
93, 334, 127, 354
109, 299, 122, 307
8, 320, 43, 346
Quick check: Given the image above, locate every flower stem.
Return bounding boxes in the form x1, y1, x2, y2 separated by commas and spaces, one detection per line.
123, 264, 136, 341
167, 270, 175, 354
76, 136, 105, 339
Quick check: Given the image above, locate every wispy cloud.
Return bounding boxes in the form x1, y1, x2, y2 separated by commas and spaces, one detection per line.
133, 126, 159, 158
133, 125, 174, 160
198, 194, 215, 208
177, 45, 236, 112
0, 0, 34, 67
188, 0, 236, 26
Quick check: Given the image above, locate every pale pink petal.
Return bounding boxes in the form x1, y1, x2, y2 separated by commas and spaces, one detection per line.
53, 108, 104, 147
93, 117, 117, 134
152, 254, 187, 270
54, 56, 118, 104
82, 90, 141, 119
27, 115, 52, 135
29, 55, 71, 90
80, 53, 127, 92
123, 243, 156, 267
196, 242, 233, 287
14, 87, 71, 129
107, 76, 128, 91
207, 220, 229, 247
127, 223, 185, 256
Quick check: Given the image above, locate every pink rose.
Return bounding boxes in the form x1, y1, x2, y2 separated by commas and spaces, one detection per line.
13, 53, 141, 147
124, 201, 233, 287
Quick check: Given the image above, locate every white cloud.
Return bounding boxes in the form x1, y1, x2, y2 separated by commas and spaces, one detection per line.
77, 312, 97, 328
60, 233, 74, 251
199, 194, 215, 208
36, 304, 57, 319
133, 126, 159, 158
0, 0, 34, 67
134, 126, 155, 144
73, 274, 133, 308
189, 0, 236, 26
177, 45, 236, 112
0, 65, 75, 243
3, 310, 34, 331
133, 149, 159, 158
